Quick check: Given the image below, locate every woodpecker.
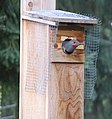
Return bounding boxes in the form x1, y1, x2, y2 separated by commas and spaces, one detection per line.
62, 39, 81, 54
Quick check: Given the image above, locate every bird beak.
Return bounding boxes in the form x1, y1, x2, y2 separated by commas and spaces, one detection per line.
72, 42, 80, 48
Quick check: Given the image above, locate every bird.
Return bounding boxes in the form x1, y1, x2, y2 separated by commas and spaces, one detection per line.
62, 38, 81, 54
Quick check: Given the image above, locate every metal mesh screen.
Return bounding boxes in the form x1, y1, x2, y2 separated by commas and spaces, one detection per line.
25, 23, 58, 95
84, 21, 101, 99
25, 23, 50, 95
49, 24, 59, 61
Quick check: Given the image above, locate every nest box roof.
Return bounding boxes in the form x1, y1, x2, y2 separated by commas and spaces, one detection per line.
25, 10, 98, 25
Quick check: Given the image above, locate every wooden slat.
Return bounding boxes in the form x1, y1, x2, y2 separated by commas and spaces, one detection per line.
20, 20, 50, 119
22, 0, 56, 11
58, 30, 84, 42
58, 25, 84, 31
22, 15, 56, 26
48, 63, 84, 119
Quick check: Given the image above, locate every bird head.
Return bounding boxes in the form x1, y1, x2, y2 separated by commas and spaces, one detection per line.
62, 39, 81, 54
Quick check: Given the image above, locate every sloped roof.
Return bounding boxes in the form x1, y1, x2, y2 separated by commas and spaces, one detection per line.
26, 10, 98, 24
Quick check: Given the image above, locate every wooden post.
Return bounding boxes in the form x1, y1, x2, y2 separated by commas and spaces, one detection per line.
22, 0, 56, 11
20, 0, 56, 119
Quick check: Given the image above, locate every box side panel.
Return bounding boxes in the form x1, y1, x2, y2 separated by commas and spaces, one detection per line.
20, 20, 49, 119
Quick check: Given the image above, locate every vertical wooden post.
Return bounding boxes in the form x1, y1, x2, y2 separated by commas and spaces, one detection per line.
20, 0, 56, 119
22, 0, 56, 11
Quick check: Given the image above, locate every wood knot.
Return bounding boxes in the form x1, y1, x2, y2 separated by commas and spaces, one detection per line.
28, 2, 33, 8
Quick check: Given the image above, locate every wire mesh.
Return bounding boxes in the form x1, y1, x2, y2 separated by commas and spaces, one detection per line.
25, 23, 50, 95
49, 24, 59, 61
84, 21, 101, 99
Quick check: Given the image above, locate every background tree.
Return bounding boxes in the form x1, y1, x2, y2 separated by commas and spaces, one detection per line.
0, 0, 19, 118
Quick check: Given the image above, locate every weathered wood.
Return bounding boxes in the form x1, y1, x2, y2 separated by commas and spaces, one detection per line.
22, 15, 56, 26
20, 0, 56, 119
20, 20, 50, 119
58, 25, 84, 31
22, 0, 56, 11
58, 30, 84, 42
48, 63, 84, 119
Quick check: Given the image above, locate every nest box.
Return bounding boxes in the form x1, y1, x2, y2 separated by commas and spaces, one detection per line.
21, 10, 100, 119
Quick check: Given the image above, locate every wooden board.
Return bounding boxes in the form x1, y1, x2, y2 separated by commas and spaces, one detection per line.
48, 63, 84, 119
22, 0, 56, 11
20, 20, 50, 119
20, 0, 56, 118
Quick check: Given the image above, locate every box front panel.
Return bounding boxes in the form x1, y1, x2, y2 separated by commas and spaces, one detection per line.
49, 63, 84, 119
48, 24, 84, 119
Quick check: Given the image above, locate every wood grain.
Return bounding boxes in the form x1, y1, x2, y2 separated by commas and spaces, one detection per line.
22, 0, 56, 11
58, 30, 84, 42
58, 24, 84, 31
20, 20, 50, 119
48, 63, 84, 119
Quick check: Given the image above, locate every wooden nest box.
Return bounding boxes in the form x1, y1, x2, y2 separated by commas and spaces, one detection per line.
20, 10, 98, 119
